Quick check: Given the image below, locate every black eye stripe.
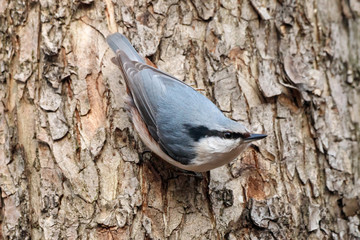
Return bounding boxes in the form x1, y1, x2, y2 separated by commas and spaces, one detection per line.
223, 132, 247, 139
224, 132, 232, 139
184, 124, 247, 141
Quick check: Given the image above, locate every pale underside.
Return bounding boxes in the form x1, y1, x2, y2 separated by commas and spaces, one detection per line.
130, 101, 247, 172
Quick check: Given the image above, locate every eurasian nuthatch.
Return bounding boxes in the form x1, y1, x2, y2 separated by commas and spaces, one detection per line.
107, 33, 266, 172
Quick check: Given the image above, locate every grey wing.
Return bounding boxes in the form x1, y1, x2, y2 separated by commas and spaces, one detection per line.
131, 70, 200, 164
116, 50, 189, 139
116, 51, 161, 141
117, 51, 221, 164
130, 69, 165, 142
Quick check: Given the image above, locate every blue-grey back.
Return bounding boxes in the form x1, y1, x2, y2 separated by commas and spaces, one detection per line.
107, 33, 240, 164
135, 69, 230, 163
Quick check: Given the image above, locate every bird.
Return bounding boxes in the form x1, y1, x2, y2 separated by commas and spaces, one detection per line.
106, 33, 267, 172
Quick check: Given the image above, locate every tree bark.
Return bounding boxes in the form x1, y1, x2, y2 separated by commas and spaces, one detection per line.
1, 0, 360, 239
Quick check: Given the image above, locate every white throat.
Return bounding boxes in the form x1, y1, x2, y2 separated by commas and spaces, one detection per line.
190, 137, 249, 172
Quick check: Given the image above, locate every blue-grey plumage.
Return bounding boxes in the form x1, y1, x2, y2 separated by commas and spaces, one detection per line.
107, 33, 267, 172
107, 33, 145, 64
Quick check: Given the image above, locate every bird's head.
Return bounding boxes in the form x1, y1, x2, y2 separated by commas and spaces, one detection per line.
183, 117, 266, 171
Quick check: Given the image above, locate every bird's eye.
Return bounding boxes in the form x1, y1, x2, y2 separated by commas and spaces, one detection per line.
224, 132, 232, 139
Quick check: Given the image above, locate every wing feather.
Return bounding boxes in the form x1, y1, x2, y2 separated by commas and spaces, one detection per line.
114, 51, 159, 140
114, 50, 220, 164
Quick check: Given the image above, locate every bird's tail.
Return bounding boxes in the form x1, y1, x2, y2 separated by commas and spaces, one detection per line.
106, 33, 145, 63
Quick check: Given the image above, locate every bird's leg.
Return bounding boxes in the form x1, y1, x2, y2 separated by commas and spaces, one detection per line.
174, 169, 204, 179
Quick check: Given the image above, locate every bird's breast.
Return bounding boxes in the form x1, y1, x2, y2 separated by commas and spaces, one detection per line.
189, 138, 250, 172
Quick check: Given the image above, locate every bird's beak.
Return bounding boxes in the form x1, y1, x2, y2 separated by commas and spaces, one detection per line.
244, 133, 267, 142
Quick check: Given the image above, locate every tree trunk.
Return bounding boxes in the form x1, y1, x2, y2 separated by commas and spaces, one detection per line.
1, 0, 360, 239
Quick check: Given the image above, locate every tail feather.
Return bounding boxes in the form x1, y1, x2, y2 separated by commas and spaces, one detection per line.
106, 33, 145, 63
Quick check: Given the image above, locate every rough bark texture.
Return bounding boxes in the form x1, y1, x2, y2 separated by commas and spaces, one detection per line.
1, 0, 360, 239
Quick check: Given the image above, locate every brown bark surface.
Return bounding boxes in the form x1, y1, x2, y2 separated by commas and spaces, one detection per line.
1, 0, 360, 239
